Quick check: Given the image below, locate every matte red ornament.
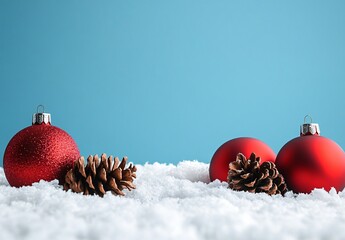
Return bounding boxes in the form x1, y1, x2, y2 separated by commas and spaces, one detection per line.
275, 116, 345, 193
209, 137, 276, 182
3, 105, 80, 187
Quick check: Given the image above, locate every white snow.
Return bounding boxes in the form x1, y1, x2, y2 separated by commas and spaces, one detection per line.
1, 160, 345, 240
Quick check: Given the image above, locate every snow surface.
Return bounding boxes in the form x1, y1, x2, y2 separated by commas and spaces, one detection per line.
1, 161, 345, 240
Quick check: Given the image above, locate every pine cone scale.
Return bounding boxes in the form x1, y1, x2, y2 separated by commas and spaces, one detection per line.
274, 175, 283, 185
98, 168, 107, 182
98, 182, 106, 195
77, 157, 86, 177
258, 178, 273, 191
244, 180, 256, 188
86, 175, 95, 189
241, 173, 251, 179
108, 179, 125, 196
113, 157, 120, 171
120, 180, 136, 190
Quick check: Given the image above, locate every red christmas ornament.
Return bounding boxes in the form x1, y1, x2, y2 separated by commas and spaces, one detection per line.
275, 116, 345, 193
3, 105, 80, 187
209, 137, 276, 182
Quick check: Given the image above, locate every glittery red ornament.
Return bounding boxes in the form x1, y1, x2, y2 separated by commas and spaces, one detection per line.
3, 106, 80, 187
209, 137, 276, 182
275, 116, 345, 193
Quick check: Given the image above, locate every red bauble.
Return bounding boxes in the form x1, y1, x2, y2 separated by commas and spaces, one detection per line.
276, 119, 345, 193
209, 137, 276, 182
3, 107, 80, 187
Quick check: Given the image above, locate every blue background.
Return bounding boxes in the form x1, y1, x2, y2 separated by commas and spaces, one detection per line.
1, 0, 345, 166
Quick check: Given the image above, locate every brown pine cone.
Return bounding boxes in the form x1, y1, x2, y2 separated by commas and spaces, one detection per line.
63, 154, 137, 197
228, 152, 287, 195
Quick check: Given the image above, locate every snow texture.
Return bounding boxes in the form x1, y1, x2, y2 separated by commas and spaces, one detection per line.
1, 161, 345, 240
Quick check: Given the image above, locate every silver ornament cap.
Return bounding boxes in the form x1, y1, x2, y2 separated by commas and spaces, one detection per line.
300, 115, 320, 136
32, 105, 51, 125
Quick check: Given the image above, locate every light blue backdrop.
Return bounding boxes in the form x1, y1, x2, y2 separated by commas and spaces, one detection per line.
1, 0, 345, 166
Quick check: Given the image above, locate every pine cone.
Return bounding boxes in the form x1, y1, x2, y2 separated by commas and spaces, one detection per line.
63, 154, 137, 197
228, 152, 287, 195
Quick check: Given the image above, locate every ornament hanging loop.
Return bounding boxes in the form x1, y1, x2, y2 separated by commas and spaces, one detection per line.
37, 105, 45, 114
304, 115, 313, 124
